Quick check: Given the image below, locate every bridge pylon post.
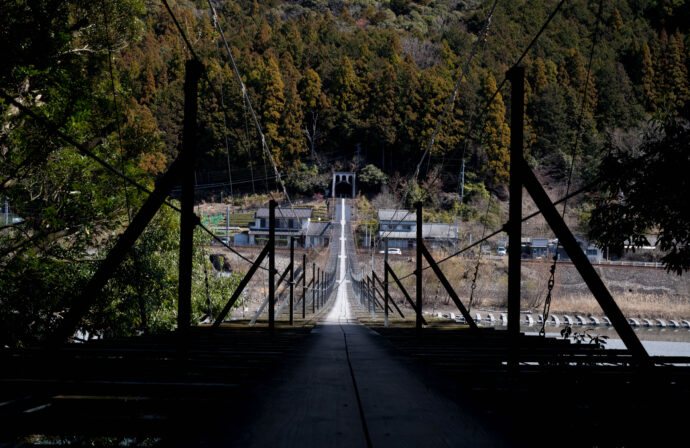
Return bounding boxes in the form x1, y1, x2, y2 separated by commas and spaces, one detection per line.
302, 254, 307, 319
289, 236, 295, 326
506, 67, 524, 345
317, 267, 321, 310
415, 202, 423, 338
268, 200, 276, 335
178, 59, 202, 341
384, 238, 389, 327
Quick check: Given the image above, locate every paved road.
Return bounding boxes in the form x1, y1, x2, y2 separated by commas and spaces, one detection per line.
214, 199, 506, 447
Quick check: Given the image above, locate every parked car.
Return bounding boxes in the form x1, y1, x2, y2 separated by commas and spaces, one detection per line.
497, 246, 507, 256
379, 248, 402, 255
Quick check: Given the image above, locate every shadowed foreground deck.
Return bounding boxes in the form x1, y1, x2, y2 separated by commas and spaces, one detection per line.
3, 296, 690, 446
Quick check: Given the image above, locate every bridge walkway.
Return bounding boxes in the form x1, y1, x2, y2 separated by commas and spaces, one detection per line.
207, 199, 504, 447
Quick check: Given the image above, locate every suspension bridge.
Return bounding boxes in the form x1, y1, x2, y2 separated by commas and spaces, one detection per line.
3, 0, 690, 446
2, 197, 690, 446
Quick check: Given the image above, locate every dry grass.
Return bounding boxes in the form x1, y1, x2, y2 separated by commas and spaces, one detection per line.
384, 252, 690, 321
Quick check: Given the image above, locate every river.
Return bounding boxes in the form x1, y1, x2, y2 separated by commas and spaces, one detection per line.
516, 324, 690, 357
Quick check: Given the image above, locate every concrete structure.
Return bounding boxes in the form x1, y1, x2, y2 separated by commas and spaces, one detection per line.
332, 171, 355, 198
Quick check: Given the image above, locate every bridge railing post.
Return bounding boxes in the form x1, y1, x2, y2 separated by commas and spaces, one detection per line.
317, 267, 321, 310
312, 263, 316, 314
371, 273, 376, 319
302, 254, 306, 319
416, 202, 423, 338
268, 200, 276, 335
367, 275, 371, 313
384, 238, 389, 327
289, 236, 294, 326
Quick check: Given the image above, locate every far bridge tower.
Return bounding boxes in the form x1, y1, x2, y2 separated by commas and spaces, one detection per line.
332, 171, 356, 198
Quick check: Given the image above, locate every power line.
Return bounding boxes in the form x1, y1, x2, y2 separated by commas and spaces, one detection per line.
396, 177, 602, 281
461, 0, 566, 145
413, 0, 499, 182
213, 33, 234, 203
203, 0, 306, 226
1, 91, 268, 270
375, 0, 499, 247
539, 0, 604, 336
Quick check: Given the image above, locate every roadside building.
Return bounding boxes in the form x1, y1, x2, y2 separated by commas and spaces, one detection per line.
377, 209, 417, 249
305, 221, 332, 249
376, 209, 458, 251
248, 207, 311, 247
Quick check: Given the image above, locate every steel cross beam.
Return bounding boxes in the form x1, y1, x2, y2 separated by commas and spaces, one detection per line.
421, 244, 479, 331
49, 60, 203, 345
386, 264, 427, 325
50, 157, 186, 345
212, 245, 270, 328
275, 263, 292, 291
521, 160, 651, 365
373, 271, 405, 318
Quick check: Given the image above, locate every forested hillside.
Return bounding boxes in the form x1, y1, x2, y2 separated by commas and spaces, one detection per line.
1, 0, 688, 344
111, 0, 688, 188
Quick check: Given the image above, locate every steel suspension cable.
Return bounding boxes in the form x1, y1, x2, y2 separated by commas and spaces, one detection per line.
464, 0, 566, 144
1, 92, 268, 270
213, 33, 234, 203
375, 2, 498, 248
103, 8, 132, 223
396, 177, 603, 282
540, 0, 603, 336
203, 0, 304, 227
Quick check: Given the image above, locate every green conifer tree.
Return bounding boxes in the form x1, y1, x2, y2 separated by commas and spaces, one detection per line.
640, 41, 657, 110
260, 56, 286, 164
661, 31, 690, 110
280, 79, 306, 166
333, 56, 360, 113
481, 73, 510, 184
532, 57, 549, 93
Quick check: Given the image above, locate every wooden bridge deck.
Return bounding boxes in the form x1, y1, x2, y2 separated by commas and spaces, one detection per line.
3, 197, 690, 446
2, 306, 690, 446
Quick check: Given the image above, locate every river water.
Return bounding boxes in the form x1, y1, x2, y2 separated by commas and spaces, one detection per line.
515, 324, 690, 357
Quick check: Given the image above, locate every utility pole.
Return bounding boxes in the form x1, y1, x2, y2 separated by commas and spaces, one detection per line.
225, 205, 230, 242
268, 200, 276, 335
460, 158, 465, 203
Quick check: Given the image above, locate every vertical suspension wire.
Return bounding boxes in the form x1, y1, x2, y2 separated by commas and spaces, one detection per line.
214, 33, 234, 204
467, 192, 495, 314
103, 8, 132, 223
243, 91, 257, 195
375, 0, 499, 249
204, 0, 310, 230
539, 0, 605, 336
